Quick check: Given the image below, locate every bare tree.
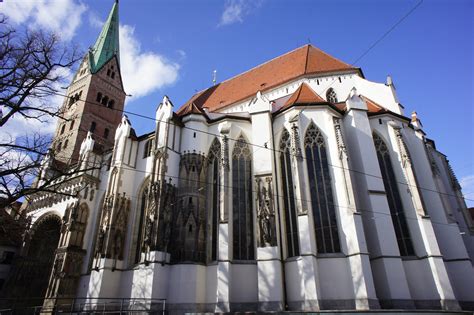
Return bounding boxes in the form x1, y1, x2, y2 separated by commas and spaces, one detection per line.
0, 15, 101, 209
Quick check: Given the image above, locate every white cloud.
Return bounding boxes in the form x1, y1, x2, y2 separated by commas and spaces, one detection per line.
218, 0, 263, 26
460, 175, 474, 207
88, 15, 180, 102
119, 25, 180, 100
177, 49, 187, 60
2, 0, 87, 40
88, 11, 104, 29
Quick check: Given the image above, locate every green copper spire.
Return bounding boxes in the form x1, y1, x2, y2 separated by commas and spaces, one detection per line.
89, 1, 120, 73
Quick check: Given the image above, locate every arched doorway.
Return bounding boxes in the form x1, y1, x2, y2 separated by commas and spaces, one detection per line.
3, 213, 61, 307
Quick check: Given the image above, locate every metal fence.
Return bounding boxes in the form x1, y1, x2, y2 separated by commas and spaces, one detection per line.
0, 297, 166, 314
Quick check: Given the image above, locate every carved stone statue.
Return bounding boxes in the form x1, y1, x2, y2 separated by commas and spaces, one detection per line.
142, 216, 153, 252
256, 176, 277, 247
95, 229, 105, 258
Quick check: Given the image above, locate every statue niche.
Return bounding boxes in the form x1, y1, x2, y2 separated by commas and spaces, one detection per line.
94, 193, 131, 262
256, 175, 277, 247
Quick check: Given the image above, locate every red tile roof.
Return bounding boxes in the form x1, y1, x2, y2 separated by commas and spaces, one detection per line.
177, 45, 358, 115
283, 82, 325, 108
177, 99, 208, 116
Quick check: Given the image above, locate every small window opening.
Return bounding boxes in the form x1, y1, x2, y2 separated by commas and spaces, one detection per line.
96, 92, 102, 102
338, 77, 342, 83
104, 128, 110, 139
101, 96, 109, 106
64, 139, 68, 148
379, 119, 383, 125
193, 132, 196, 138
326, 88, 338, 103
108, 100, 115, 109
188, 225, 193, 232
70, 120, 75, 130
90, 122, 96, 133
189, 197, 192, 204
107, 69, 111, 76
57, 142, 62, 151
317, 79, 320, 85
111, 72, 115, 79
60, 124, 65, 135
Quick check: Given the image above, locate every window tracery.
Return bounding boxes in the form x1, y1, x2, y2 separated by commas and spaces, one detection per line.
280, 129, 299, 257
172, 153, 207, 262
326, 88, 338, 103
373, 133, 415, 256
232, 136, 254, 260
207, 138, 221, 261
304, 123, 341, 253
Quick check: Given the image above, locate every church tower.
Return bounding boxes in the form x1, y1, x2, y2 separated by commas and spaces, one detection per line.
53, 0, 125, 165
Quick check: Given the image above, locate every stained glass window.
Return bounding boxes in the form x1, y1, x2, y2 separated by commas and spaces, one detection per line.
280, 129, 300, 257
208, 138, 221, 262
373, 133, 414, 256
232, 136, 254, 260
304, 123, 341, 253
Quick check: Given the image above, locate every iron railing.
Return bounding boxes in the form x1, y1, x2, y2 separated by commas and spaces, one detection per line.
0, 297, 166, 314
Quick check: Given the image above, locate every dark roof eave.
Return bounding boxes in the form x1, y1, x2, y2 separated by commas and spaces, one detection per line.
368, 110, 412, 124
137, 131, 155, 141
272, 102, 344, 117
207, 115, 251, 123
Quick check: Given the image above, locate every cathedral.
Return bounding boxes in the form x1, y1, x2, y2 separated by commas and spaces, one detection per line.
4, 1, 474, 313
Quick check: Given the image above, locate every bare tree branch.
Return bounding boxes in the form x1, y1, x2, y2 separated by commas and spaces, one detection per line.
0, 15, 106, 210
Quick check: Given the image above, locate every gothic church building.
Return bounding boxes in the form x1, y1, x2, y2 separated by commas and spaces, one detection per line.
10, 2, 474, 313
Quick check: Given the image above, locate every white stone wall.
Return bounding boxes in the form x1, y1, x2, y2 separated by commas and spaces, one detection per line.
25, 72, 474, 313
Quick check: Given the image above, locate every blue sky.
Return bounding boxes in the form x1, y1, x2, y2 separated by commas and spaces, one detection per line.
2, 0, 473, 205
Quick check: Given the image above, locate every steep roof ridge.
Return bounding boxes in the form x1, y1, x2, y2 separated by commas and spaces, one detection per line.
283, 82, 326, 107
303, 44, 310, 74
89, 1, 120, 73
213, 44, 309, 87
294, 83, 304, 101
308, 45, 354, 71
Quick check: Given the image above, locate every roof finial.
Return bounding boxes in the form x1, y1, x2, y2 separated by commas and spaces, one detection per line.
212, 70, 217, 86
386, 74, 395, 89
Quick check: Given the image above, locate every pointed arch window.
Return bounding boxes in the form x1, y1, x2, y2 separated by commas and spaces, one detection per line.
101, 96, 109, 106
143, 139, 154, 158
326, 88, 338, 103
280, 129, 300, 258
373, 133, 414, 256
232, 136, 254, 260
304, 123, 341, 253
208, 138, 221, 262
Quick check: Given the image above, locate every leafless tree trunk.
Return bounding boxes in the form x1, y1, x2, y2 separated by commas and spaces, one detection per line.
0, 15, 101, 209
